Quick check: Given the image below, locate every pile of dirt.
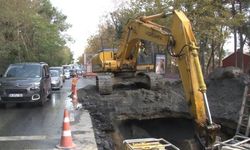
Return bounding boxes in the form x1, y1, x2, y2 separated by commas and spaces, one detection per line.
78, 67, 249, 149
207, 67, 249, 130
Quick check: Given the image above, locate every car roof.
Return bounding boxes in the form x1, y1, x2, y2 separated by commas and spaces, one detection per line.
50, 67, 62, 69
10, 62, 48, 66
50, 69, 60, 72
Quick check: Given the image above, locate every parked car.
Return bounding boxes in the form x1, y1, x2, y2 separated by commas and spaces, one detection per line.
64, 70, 71, 79
50, 70, 62, 90
50, 66, 65, 83
0, 62, 51, 106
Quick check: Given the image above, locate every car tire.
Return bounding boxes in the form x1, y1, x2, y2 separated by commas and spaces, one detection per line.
16, 103, 22, 107
0, 103, 6, 108
37, 89, 46, 106
47, 88, 52, 100
47, 92, 52, 100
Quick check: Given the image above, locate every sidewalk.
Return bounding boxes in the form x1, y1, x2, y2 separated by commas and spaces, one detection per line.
62, 78, 97, 150
70, 109, 98, 150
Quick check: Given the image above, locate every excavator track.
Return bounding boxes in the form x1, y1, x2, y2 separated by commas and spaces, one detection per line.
135, 72, 164, 90
96, 74, 113, 95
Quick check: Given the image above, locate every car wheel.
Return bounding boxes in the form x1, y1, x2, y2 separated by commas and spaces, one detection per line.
47, 92, 52, 100
0, 103, 6, 108
16, 103, 22, 107
37, 90, 46, 106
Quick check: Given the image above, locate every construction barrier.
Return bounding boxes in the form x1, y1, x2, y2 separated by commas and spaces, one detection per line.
56, 109, 76, 149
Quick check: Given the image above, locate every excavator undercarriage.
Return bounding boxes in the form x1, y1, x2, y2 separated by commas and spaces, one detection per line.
96, 72, 163, 95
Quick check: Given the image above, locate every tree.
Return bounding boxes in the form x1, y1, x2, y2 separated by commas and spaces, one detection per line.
0, 0, 73, 73
84, 0, 249, 74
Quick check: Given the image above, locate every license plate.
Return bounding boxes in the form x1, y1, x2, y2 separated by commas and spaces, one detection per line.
9, 94, 23, 97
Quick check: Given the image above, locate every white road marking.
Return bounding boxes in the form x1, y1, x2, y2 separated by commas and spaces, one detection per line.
0, 135, 59, 141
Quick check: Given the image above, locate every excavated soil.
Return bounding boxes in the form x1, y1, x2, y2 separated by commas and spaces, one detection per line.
78, 68, 249, 150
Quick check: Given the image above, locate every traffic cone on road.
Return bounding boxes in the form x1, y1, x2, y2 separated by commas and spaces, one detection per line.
56, 109, 76, 149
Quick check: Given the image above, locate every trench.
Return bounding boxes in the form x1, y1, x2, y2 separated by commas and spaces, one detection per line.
111, 118, 200, 150
78, 75, 243, 150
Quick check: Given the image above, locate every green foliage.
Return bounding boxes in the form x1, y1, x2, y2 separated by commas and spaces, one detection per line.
0, 0, 73, 73
83, 0, 249, 72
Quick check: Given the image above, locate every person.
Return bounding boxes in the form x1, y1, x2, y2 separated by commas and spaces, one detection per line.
138, 42, 146, 63
156, 59, 165, 75
70, 73, 82, 109
71, 73, 78, 96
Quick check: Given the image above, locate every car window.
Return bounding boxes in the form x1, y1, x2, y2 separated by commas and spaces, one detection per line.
45, 66, 50, 76
42, 66, 46, 77
50, 70, 59, 77
50, 68, 62, 75
4, 64, 41, 78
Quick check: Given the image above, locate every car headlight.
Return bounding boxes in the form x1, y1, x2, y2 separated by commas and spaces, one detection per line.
31, 82, 40, 90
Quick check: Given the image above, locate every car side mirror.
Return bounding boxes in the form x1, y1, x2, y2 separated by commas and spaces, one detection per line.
0, 74, 2, 77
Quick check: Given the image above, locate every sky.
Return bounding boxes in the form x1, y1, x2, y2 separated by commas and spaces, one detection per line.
50, 0, 122, 60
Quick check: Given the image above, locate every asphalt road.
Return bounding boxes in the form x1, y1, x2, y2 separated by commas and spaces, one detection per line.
0, 77, 95, 150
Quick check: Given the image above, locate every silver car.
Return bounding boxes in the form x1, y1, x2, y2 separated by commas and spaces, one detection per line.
50, 70, 62, 90
64, 70, 71, 79
50, 67, 65, 83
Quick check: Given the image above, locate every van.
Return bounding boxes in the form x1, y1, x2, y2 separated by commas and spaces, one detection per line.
0, 62, 51, 107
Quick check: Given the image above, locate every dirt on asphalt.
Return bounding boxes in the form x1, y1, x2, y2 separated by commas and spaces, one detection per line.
78, 67, 249, 150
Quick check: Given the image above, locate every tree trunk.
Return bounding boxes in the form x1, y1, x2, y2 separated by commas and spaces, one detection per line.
199, 38, 207, 74
238, 1, 246, 71
231, 0, 238, 67
206, 40, 215, 74
218, 42, 224, 67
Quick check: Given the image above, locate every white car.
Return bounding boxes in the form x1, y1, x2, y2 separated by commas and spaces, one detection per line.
64, 70, 71, 79
50, 70, 62, 90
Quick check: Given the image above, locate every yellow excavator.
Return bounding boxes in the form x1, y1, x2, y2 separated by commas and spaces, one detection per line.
91, 10, 220, 149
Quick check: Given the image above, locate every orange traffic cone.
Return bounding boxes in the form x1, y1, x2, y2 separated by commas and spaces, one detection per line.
56, 109, 76, 149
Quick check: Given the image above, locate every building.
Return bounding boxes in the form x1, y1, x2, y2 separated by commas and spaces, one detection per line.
222, 51, 250, 73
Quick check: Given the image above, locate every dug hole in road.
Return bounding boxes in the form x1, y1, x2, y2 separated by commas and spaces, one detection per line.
78, 67, 249, 150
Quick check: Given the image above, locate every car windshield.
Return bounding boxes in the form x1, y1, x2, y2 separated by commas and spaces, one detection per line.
50, 70, 59, 77
50, 68, 62, 74
4, 64, 41, 78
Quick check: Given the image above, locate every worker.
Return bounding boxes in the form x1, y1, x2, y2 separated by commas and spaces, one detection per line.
70, 73, 82, 109
71, 72, 78, 95
138, 42, 147, 63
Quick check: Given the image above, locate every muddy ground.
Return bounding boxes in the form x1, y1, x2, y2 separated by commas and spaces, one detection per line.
78, 68, 249, 150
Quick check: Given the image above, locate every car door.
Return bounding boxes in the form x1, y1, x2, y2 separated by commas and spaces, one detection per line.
43, 65, 51, 96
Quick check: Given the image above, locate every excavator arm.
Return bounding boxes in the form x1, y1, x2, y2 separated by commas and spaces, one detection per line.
115, 12, 172, 70
118, 10, 220, 148
170, 10, 220, 148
